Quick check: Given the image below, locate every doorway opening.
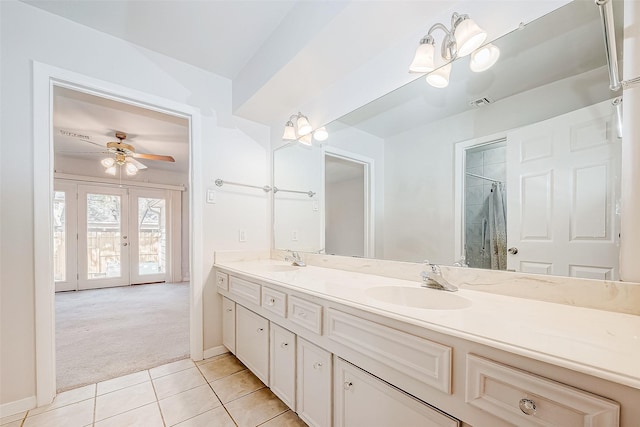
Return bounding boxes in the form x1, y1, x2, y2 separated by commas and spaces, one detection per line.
323, 149, 374, 258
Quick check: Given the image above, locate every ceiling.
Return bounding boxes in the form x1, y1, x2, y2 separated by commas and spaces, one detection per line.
53, 86, 190, 174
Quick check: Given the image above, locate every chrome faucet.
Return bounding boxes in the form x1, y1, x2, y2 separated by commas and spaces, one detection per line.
420, 262, 458, 292
285, 250, 306, 267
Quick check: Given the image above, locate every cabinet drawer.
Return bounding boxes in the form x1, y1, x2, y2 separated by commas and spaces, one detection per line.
216, 271, 229, 291
327, 309, 452, 394
262, 287, 286, 317
466, 354, 619, 427
229, 276, 261, 305
288, 295, 322, 335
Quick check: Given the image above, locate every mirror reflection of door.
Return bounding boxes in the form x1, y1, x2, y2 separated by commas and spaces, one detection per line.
324, 154, 366, 257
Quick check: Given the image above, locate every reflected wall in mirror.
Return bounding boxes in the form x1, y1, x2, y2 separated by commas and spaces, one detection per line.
273, 0, 624, 280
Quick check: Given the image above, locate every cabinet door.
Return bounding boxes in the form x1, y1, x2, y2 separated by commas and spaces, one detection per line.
297, 338, 332, 427
334, 358, 460, 427
269, 323, 296, 410
236, 305, 269, 384
222, 297, 236, 354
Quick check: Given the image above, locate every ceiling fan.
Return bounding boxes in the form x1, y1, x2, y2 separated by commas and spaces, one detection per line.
101, 131, 175, 176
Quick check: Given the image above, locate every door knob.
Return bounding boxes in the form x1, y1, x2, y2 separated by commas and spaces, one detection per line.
123, 242, 128, 247
508, 247, 518, 255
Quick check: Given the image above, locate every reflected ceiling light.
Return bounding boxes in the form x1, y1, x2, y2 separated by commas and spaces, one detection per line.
282, 112, 329, 145
469, 43, 500, 72
410, 12, 497, 87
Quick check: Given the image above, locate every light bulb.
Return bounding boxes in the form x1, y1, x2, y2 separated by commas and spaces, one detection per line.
313, 127, 328, 141
454, 17, 487, 57
125, 162, 138, 176
105, 166, 117, 176
101, 157, 115, 168
470, 44, 500, 72
409, 39, 436, 73
299, 133, 313, 146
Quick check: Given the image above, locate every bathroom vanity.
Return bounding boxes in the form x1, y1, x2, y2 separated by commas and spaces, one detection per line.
214, 253, 639, 427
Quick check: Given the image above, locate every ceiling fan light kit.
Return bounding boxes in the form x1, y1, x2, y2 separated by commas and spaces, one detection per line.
98, 131, 175, 176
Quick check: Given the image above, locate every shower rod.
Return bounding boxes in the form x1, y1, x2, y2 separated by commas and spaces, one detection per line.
465, 172, 503, 184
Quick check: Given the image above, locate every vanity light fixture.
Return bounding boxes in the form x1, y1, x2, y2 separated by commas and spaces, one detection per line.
282, 112, 329, 144
409, 12, 499, 87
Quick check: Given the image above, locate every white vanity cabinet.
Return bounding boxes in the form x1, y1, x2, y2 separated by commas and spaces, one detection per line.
297, 337, 333, 427
334, 358, 460, 427
222, 296, 236, 354
236, 304, 269, 384
269, 323, 296, 410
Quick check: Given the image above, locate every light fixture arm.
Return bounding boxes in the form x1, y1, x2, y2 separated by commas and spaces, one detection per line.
422, 12, 469, 62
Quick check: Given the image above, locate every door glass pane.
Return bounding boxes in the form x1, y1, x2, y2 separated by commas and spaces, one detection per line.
87, 193, 121, 279
53, 191, 66, 281
138, 197, 166, 275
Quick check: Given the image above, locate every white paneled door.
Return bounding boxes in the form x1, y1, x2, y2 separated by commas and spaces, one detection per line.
506, 100, 621, 280
54, 182, 174, 291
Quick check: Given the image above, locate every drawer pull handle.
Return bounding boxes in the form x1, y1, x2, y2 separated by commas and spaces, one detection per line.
519, 398, 537, 416
225, 308, 233, 312
313, 362, 323, 369
257, 328, 264, 333
281, 342, 289, 348
218, 277, 224, 283
266, 297, 276, 306
344, 381, 353, 390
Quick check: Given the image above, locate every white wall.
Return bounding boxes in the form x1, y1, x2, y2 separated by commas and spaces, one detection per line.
0, 0, 269, 407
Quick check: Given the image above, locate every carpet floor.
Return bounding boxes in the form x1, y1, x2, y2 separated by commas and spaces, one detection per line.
55, 282, 189, 392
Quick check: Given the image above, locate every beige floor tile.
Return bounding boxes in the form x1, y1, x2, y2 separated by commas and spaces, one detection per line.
225, 388, 288, 427
29, 384, 96, 416
1, 411, 26, 425
153, 367, 207, 400
173, 406, 235, 427
97, 370, 150, 395
198, 354, 246, 382
23, 399, 94, 427
258, 410, 308, 427
158, 384, 221, 426
94, 402, 164, 427
150, 358, 195, 379
95, 381, 156, 422
211, 369, 265, 403
1, 421, 23, 427
195, 352, 229, 366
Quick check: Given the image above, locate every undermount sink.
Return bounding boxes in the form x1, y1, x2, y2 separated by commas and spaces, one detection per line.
365, 286, 472, 310
258, 264, 299, 273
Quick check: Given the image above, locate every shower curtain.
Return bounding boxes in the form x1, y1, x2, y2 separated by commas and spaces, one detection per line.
486, 182, 507, 270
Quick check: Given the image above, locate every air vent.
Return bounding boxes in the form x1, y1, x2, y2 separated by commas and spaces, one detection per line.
59, 129, 91, 140
469, 97, 494, 108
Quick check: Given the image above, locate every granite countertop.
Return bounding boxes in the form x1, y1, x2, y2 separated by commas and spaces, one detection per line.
215, 258, 640, 390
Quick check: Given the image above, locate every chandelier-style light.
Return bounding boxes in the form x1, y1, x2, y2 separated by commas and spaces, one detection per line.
282, 112, 328, 144
409, 12, 500, 87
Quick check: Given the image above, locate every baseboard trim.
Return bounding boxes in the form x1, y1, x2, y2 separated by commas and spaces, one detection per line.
0, 395, 36, 418
203, 345, 228, 360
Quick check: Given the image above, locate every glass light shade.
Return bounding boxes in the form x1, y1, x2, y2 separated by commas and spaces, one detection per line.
101, 157, 115, 168
470, 44, 500, 72
409, 41, 436, 73
297, 115, 312, 136
454, 18, 487, 57
298, 133, 313, 146
125, 162, 138, 176
313, 127, 328, 141
105, 166, 117, 176
282, 122, 297, 140
426, 62, 452, 88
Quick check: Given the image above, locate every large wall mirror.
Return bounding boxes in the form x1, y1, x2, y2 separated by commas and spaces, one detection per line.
273, 0, 624, 280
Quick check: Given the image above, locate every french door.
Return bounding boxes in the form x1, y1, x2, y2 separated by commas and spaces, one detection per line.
54, 182, 172, 291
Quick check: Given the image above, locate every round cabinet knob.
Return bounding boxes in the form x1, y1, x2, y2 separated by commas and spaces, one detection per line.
280, 342, 289, 348
257, 328, 264, 333
298, 311, 307, 318
123, 242, 128, 246
343, 381, 353, 390
519, 398, 537, 415
225, 308, 232, 312
267, 298, 275, 306
313, 362, 323, 369
508, 247, 519, 255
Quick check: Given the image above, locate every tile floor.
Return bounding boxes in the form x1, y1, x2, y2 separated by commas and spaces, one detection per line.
1, 354, 308, 427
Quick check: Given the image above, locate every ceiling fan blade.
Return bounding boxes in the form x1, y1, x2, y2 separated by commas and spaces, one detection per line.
125, 157, 148, 170
133, 153, 175, 162
56, 151, 108, 155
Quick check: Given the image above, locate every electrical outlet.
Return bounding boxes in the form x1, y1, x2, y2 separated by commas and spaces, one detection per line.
206, 189, 216, 204
238, 229, 247, 242
292, 230, 299, 241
